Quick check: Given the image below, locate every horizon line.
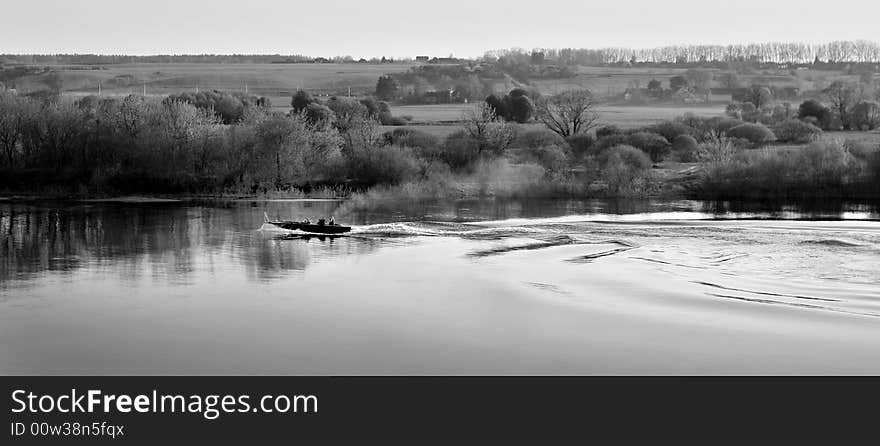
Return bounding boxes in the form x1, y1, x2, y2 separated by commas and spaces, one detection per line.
3, 39, 879, 60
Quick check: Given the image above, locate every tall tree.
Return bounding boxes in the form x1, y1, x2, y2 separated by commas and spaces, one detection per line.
823, 81, 864, 129
535, 90, 600, 137
374, 75, 399, 101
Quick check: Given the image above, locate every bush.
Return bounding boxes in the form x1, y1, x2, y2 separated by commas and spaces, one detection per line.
419, 130, 481, 171
852, 101, 880, 130
702, 117, 746, 139
302, 103, 335, 126
597, 145, 653, 196
594, 134, 630, 153
671, 135, 700, 162
506, 95, 535, 123
346, 145, 420, 186
675, 113, 707, 130
485, 94, 507, 119
693, 140, 861, 200
726, 123, 776, 147
517, 129, 566, 148
379, 113, 407, 126
524, 145, 570, 177
595, 125, 622, 139
565, 134, 595, 161
768, 103, 797, 125
798, 99, 832, 130
291, 90, 314, 113
382, 128, 439, 149
797, 140, 855, 187
626, 131, 671, 162
772, 119, 822, 144
598, 145, 652, 171
646, 121, 696, 142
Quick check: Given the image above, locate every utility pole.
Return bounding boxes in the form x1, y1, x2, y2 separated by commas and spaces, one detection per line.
348, 86, 351, 97
143, 84, 146, 96
245, 83, 248, 94
196, 84, 199, 93
98, 83, 101, 95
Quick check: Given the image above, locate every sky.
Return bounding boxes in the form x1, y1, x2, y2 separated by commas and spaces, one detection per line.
1, 0, 878, 58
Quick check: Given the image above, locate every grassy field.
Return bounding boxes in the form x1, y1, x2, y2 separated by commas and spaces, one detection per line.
387, 102, 727, 138
531, 66, 862, 98
392, 104, 480, 122
13, 63, 414, 100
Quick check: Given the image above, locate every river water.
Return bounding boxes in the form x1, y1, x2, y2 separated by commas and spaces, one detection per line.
1, 198, 878, 374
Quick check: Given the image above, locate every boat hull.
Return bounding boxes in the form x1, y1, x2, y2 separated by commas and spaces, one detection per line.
269, 221, 352, 234
263, 212, 351, 234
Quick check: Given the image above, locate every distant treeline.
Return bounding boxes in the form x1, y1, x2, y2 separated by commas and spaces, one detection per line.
487, 41, 880, 66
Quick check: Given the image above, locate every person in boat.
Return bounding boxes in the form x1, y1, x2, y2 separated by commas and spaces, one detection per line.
317, 218, 326, 226
328, 216, 335, 225
302, 218, 311, 224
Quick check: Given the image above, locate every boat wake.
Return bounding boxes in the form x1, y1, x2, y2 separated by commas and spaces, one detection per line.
343, 216, 880, 320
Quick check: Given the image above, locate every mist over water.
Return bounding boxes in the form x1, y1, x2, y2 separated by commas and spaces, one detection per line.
1, 199, 879, 374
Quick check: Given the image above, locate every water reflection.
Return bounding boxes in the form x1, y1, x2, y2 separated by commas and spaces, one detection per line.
0, 201, 382, 288
699, 200, 880, 220
1, 199, 878, 289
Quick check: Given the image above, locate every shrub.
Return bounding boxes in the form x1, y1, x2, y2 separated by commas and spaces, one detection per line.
302, 103, 335, 126
346, 145, 420, 186
359, 97, 381, 118
517, 129, 566, 148
851, 101, 880, 130
772, 119, 822, 144
524, 145, 570, 177
484, 94, 507, 119
382, 128, 438, 149
726, 123, 776, 147
594, 134, 630, 152
703, 117, 746, 139
291, 90, 314, 113
798, 99, 832, 130
646, 121, 696, 143
595, 125, 622, 139
693, 140, 861, 200
768, 103, 797, 125
565, 134, 595, 161
423, 130, 481, 171
506, 94, 535, 123
379, 113, 407, 126
626, 131, 671, 162
796, 140, 855, 187
675, 113, 707, 130
597, 145, 652, 196
166, 90, 267, 124
671, 135, 700, 162
697, 138, 738, 168
598, 145, 652, 171
742, 85, 773, 109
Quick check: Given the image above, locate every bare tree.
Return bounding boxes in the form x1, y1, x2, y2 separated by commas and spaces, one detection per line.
823, 81, 864, 129
462, 102, 515, 155
0, 93, 32, 166
535, 90, 600, 137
